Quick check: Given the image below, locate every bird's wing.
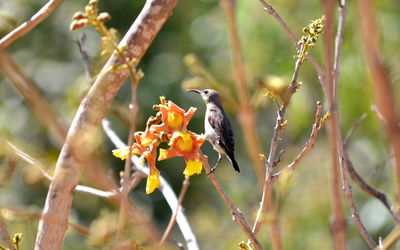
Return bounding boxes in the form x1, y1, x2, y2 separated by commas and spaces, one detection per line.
208, 107, 235, 155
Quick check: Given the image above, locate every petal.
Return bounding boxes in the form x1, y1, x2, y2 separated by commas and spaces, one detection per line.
183, 107, 197, 127
112, 148, 130, 160
168, 100, 185, 114
158, 147, 182, 161
183, 159, 203, 178
146, 172, 160, 194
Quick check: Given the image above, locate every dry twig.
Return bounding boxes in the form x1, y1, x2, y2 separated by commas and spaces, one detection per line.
272, 101, 324, 180
0, 0, 63, 49
201, 154, 262, 250
160, 178, 190, 245
0, 217, 15, 250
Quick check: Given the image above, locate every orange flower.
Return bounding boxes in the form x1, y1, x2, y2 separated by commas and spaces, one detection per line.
112, 130, 161, 194
159, 130, 205, 177
151, 100, 196, 133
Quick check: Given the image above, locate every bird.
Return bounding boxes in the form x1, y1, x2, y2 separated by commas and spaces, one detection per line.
188, 89, 240, 173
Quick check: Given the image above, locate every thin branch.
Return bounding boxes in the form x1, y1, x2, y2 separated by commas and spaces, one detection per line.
0, 0, 63, 49
257, 0, 326, 86
272, 101, 323, 181
342, 114, 399, 222
358, 0, 400, 205
102, 119, 199, 250
0, 217, 15, 250
343, 151, 399, 223
340, 156, 377, 248
75, 34, 93, 84
343, 114, 367, 147
0, 51, 67, 146
2, 138, 116, 198
200, 154, 262, 250
160, 178, 190, 245
220, 0, 265, 186
35, 1, 178, 248
0, 207, 90, 236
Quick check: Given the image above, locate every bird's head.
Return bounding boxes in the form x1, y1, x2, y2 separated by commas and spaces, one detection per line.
187, 89, 222, 105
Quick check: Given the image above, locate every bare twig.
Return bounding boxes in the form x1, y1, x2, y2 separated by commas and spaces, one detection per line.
358, 0, 400, 204
102, 120, 199, 250
343, 151, 399, 223
35, 1, 178, 248
75, 34, 93, 84
0, 217, 15, 250
343, 114, 367, 147
160, 178, 190, 245
0, 51, 67, 146
0, 0, 63, 49
340, 156, 377, 248
201, 154, 262, 250
220, 0, 265, 185
257, 0, 326, 86
272, 101, 323, 180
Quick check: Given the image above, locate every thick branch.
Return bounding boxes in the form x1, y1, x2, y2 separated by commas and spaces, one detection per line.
0, 0, 63, 49
34, 1, 178, 249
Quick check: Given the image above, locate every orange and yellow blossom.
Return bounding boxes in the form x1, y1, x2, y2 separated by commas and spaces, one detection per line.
113, 130, 161, 194
158, 130, 205, 178
151, 100, 196, 133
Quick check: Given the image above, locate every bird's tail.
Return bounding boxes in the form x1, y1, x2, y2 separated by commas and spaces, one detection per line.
228, 154, 240, 173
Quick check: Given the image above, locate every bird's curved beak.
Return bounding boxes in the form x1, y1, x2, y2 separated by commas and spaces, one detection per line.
187, 89, 202, 94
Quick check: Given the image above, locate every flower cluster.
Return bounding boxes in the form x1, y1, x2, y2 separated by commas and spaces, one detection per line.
296, 16, 325, 61
113, 97, 205, 194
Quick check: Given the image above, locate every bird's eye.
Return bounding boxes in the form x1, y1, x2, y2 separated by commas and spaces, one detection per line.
203, 90, 208, 94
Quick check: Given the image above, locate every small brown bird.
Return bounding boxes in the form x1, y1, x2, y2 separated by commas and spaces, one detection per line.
188, 89, 240, 173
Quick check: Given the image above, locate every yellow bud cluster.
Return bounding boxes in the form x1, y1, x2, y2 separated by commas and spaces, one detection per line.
295, 16, 325, 61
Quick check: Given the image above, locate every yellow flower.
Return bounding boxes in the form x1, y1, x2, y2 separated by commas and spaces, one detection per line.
170, 131, 194, 152
183, 159, 202, 178
146, 171, 160, 194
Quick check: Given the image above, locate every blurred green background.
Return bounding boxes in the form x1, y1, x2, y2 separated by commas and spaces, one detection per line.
1, 0, 400, 249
